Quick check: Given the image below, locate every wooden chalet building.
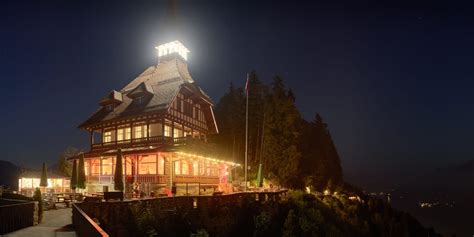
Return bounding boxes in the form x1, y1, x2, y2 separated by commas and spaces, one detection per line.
72, 41, 238, 195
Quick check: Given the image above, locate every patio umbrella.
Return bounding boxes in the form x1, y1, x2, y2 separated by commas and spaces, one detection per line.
70, 160, 77, 190
40, 162, 48, 188
114, 149, 124, 191
77, 153, 86, 190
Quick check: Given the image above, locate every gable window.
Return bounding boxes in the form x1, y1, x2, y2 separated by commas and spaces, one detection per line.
105, 104, 114, 111
136, 96, 144, 104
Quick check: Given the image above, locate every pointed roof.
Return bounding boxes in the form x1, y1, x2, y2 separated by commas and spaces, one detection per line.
79, 56, 213, 129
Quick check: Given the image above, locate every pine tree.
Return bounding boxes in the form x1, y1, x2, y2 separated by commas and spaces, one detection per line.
261, 76, 302, 188
58, 147, 79, 177
299, 114, 343, 190
214, 82, 245, 163
213, 71, 345, 190
247, 70, 266, 165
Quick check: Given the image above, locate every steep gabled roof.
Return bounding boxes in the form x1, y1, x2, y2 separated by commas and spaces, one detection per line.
79, 56, 213, 129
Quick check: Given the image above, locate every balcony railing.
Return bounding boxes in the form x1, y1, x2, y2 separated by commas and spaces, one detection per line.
91, 135, 197, 152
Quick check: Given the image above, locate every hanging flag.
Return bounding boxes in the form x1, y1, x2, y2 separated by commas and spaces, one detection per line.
245, 74, 249, 96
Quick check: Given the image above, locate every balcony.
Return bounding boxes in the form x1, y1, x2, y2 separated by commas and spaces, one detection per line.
91, 135, 193, 152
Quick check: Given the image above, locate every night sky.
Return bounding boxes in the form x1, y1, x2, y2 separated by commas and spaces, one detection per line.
1, 1, 474, 177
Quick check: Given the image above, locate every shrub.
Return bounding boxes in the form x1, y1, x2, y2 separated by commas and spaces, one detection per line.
193, 229, 209, 237
33, 188, 43, 223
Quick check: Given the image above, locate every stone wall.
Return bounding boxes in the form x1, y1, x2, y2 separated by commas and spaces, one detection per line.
76, 191, 287, 237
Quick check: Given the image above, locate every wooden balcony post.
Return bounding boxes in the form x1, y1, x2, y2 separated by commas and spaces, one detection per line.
182, 123, 185, 142
162, 117, 165, 142
146, 120, 150, 142
171, 120, 175, 143
89, 130, 93, 150
169, 156, 173, 188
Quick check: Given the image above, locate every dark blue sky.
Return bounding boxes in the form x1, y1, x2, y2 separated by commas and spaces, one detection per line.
1, 1, 474, 174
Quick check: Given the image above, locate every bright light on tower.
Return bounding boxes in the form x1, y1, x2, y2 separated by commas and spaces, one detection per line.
155, 40, 190, 61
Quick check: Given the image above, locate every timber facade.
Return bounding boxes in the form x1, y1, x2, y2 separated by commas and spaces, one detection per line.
72, 41, 237, 196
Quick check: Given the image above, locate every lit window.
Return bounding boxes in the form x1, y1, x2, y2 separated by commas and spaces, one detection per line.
199, 161, 205, 176
139, 155, 157, 174
91, 159, 100, 175
32, 178, 40, 188
133, 125, 146, 138
174, 127, 183, 138
117, 127, 131, 141
101, 157, 114, 175
193, 161, 198, 176
174, 161, 181, 175
149, 123, 162, 137
21, 178, 32, 189
104, 131, 112, 142
125, 157, 133, 175
164, 125, 172, 137
158, 155, 165, 175
84, 162, 89, 176
105, 104, 113, 111
182, 161, 189, 175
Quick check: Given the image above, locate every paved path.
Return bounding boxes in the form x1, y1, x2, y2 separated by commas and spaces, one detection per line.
4, 208, 76, 237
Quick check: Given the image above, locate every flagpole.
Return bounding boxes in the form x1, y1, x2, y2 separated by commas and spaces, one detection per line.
244, 73, 249, 192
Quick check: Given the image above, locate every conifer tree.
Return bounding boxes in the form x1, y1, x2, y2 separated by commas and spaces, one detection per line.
213, 71, 344, 190
261, 76, 302, 188
214, 82, 245, 162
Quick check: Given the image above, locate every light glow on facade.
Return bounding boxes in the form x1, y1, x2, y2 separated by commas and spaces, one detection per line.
175, 151, 241, 167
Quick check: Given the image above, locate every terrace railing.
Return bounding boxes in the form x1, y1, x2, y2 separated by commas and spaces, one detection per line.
72, 203, 109, 237
0, 198, 35, 235
91, 135, 199, 152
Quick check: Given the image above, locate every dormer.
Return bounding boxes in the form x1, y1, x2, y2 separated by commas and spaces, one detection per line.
99, 90, 123, 111
155, 40, 190, 63
126, 82, 154, 104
